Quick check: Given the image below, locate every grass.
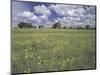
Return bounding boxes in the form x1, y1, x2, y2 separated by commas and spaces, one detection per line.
11, 29, 96, 74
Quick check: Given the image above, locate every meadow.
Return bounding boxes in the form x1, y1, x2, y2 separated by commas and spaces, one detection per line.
12, 29, 96, 74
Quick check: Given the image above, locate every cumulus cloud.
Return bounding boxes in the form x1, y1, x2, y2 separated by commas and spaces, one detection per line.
74, 7, 85, 14
49, 4, 85, 17
48, 4, 96, 28
17, 10, 49, 25
30, 14, 38, 20
30, 14, 48, 22
14, 17, 18, 21
56, 16, 81, 26
84, 6, 96, 15
49, 4, 68, 16
85, 14, 95, 20
67, 10, 74, 16
34, 5, 51, 16
39, 15, 48, 20
71, 8, 86, 17
84, 18, 95, 28
17, 11, 34, 17
13, 2, 96, 28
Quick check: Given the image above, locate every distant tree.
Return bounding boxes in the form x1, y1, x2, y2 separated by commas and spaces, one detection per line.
17, 22, 26, 28
77, 26, 83, 29
38, 25, 44, 28
52, 22, 61, 29
85, 25, 90, 29
14, 26, 18, 29
69, 27, 72, 29
39, 26, 41, 28
17, 22, 33, 28
25, 23, 33, 28
33, 26, 37, 28
63, 26, 67, 29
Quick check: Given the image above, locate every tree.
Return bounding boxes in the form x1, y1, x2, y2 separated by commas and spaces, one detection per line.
85, 25, 90, 29
69, 27, 72, 29
33, 26, 37, 28
38, 25, 44, 28
52, 22, 61, 29
77, 26, 83, 29
63, 26, 67, 29
17, 22, 33, 28
27, 23, 33, 28
17, 22, 26, 28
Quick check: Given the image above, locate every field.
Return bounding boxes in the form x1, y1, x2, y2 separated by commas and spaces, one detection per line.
12, 29, 96, 74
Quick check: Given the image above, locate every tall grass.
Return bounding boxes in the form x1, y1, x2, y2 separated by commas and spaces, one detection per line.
12, 29, 96, 73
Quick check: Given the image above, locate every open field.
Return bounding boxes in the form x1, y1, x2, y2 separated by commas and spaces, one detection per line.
12, 29, 96, 74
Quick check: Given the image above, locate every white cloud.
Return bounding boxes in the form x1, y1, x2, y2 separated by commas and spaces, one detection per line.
75, 8, 85, 14
56, 16, 84, 28
57, 17, 68, 22
48, 4, 96, 28
49, 4, 85, 17
68, 10, 74, 16
30, 14, 48, 22
30, 14, 38, 20
71, 8, 86, 17
29, 14, 49, 25
14, 17, 18, 21
68, 16, 81, 22
17, 10, 49, 23
86, 14, 95, 20
34, 5, 51, 16
17, 11, 33, 17
83, 18, 95, 28
49, 4, 68, 16
15, 4, 95, 28
39, 15, 48, 20
85, 6, 96, 15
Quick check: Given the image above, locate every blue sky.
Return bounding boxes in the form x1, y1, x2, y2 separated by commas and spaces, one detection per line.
12, 0, 96, 28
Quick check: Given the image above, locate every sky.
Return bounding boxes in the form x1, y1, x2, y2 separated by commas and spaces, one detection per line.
12, 0, 96, 28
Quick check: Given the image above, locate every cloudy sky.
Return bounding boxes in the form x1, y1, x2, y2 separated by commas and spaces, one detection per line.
12, 0, 96, 28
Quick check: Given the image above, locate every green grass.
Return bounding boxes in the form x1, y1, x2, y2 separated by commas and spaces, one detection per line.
12, 29, 96, 73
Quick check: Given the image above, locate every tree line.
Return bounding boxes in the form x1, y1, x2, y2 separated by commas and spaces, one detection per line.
15, 22, 95, 30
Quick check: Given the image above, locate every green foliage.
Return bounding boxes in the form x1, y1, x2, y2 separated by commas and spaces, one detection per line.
85, 25, 90, 29
17, 22, 34, 28
38, 25, 44, 28
52, 22, 61, 29
12, 29, 96, 74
